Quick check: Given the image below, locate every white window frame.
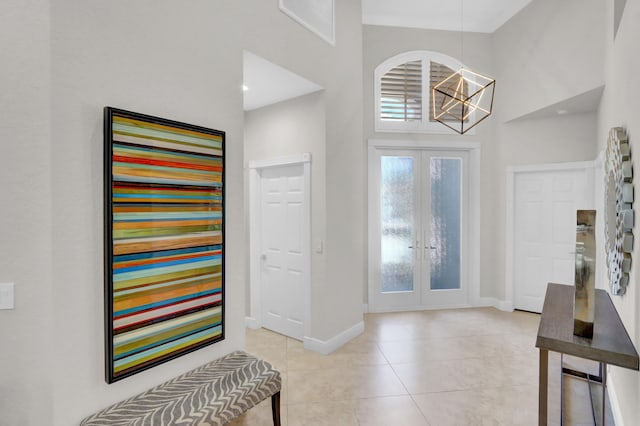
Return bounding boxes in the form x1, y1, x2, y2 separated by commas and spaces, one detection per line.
374, 50, 476, 135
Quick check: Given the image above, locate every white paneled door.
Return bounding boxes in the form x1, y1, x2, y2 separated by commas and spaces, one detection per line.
370, 149, 470, 311
513, 167, 594, 312
258, 164, 307, 340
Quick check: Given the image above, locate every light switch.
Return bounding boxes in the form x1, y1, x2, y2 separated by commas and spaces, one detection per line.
0, 283, 15, 310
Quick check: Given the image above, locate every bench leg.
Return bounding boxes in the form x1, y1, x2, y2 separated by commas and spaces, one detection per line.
271, 392, 281, 426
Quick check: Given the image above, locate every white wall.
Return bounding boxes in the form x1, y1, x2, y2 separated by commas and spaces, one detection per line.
0, 1, 363, 424
244, 91, 327, 324
241, 2, 364, 341
362, 25, 498, 301
493, 0, 605, 122
491, 112, 598, 301
318, 1, 365, 337
489, 0, 603, 302
0, 1, 54, 425
363, 0, 603, 306
596, 0, 640, 423
49, 2, 248, 423
245, 92, 325, 163
493, 0, 640, 423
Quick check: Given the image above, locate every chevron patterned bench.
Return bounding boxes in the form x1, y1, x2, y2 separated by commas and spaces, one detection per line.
80, 351, 282, 426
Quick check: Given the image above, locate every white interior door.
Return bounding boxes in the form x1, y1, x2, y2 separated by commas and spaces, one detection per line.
258, 163, 307, 339
370, 148, 469, 311
513, 167, 594, 312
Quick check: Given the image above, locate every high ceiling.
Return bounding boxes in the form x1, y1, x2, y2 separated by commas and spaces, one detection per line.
243, 51, 323, 112
243, 1, 535, 112
362, 0, 533, 33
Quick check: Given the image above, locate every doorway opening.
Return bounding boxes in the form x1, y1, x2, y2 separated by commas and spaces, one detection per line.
506, 161, 595, 312
243, 50, 324, 342
368, 140, 480, 313
248, 155, 311, 340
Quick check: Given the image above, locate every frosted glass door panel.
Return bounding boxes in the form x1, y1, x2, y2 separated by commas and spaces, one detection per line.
429, 158, 461, 290
380, 156, 415, 293
370, 147, 469, 312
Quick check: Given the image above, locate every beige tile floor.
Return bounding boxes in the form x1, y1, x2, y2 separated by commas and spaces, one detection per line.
229, 308, 610, 426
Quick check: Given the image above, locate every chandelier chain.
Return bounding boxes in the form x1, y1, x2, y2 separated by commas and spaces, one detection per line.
460, 0, 464, 64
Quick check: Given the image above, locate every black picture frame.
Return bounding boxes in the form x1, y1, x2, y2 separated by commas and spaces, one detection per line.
104, 107, 225, 383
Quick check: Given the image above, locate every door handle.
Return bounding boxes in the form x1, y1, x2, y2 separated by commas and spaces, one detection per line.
408, 240, 419, 249
260, 253, 267, 261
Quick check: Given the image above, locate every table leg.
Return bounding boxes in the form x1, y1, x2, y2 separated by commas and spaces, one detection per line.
271, 391, 281, 426
601, 363, 607, 426
560, 353, 564, 425
539, 349, 548, 426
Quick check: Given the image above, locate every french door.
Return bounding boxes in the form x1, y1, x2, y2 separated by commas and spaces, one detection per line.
369, 148, 469, 311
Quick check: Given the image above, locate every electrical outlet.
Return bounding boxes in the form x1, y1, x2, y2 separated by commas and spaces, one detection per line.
0, 283, 15, 309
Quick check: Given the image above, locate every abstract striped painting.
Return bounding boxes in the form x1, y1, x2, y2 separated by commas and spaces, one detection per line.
104, 107, 225, 383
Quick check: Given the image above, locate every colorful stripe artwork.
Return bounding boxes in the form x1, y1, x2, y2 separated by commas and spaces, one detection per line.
104, 108, 225, 383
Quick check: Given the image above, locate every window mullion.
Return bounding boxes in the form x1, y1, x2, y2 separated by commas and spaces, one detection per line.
404, 63, 409, 121
422, 58, 429, 130
376, 51, 464, 134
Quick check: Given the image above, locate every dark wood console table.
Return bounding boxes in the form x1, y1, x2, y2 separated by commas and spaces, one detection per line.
536, 283, 638, 425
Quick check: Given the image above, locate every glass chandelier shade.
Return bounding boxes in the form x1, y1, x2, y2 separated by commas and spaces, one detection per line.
431, 67, 495, 134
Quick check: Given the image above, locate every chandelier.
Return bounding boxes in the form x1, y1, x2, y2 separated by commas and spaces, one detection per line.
431, 0, 495, 134
431, 68, 495, 134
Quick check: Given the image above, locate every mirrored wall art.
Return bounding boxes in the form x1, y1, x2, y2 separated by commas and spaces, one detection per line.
605, 126, 633, 296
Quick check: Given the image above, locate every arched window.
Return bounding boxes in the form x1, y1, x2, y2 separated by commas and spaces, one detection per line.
375, 51, 466, 134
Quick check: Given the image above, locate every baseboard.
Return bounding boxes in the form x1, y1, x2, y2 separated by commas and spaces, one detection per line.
476, 297, 496, 307
303, 321, 365, 355
367, 300, 516, 313
496, 299, 514, 312
476, 297, 513, 312
244, 316, 260, 329
368, 303, 473, 313
607, 368, 625, 426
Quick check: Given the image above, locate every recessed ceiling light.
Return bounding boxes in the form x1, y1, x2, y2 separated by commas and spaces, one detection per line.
242, 84, 249, 92
557, 109, 568, 115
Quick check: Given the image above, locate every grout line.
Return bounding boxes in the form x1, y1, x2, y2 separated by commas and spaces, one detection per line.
407, 391, 433, 426
245, 311, 570, 425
